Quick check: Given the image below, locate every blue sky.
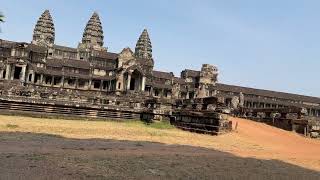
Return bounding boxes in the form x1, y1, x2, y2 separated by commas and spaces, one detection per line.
1, 0, 319, 97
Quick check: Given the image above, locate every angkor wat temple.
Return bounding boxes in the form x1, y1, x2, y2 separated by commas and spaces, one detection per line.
0, 10, 320, 119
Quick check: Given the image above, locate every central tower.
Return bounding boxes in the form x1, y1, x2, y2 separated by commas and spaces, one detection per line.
79, 12, 104, 50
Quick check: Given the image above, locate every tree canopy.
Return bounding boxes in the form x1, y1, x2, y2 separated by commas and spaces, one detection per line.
0, 13, 4, 22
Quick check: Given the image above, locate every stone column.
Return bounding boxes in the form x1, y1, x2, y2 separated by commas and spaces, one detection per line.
0, 69, 3, 79
11, 48, 16, 56
31, 72, 35, 83
40, 74, 43, 85
150, 86, 153, 96
88, 79, 92, 90
61, 76, 65, 87
108, 80, 111, 91
10, 66, 15, 80
100, 80, 103, 91
5, 65, 11, 80
75, 78, 79, 89
20, 65, 27, 82
141, 76, 146, 91
51, 76, 55, 86
127, 73, 131, 91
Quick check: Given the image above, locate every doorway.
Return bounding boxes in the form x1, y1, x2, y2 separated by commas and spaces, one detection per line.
13, 66, 22, 80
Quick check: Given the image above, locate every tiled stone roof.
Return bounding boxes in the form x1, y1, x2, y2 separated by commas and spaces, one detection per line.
152, 70, 173, 80
215, 83, 320, 104
53, 45, 77, 52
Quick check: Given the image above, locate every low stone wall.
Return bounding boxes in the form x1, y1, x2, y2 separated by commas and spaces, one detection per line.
0, 98, 141, 120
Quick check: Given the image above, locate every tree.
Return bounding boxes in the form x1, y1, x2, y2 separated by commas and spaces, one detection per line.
0, 13, 4, 23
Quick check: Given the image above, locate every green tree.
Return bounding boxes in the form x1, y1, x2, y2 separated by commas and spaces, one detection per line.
0, 13, 4, 22
0, 12, 4, 32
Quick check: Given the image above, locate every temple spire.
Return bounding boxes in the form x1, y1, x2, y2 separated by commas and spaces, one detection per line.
32, 10, 55, 46
135, 29, 152, 59
81, 12, 104, 48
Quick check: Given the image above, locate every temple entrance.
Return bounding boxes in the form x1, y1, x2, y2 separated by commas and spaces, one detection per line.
13, 66, 22, 80
129, 78, 136, 90
34, 74, 41, 83
2, 70, 6, 79
128, 70, 142, 91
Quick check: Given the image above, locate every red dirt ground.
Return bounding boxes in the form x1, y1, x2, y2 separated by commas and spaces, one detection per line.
229, 117, 320, 170
0, 116, 319, 179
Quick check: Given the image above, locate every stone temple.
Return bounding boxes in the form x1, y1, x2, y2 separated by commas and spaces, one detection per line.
0, 10, 320, 119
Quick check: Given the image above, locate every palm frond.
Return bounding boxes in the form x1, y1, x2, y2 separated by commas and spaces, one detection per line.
0, 13, 4, 22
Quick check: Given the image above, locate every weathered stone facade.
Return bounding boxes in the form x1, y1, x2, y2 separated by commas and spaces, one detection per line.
0, 10, 320, 118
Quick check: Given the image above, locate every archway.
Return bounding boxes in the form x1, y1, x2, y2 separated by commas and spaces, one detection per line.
128, 69, 143, 91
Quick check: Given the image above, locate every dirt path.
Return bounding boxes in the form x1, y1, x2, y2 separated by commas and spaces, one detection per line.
0, 115, 319, 179
229, 117, 320, 169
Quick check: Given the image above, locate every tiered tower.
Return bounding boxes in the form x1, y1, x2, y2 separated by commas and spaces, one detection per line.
81, 12, 104, 49
134, 29, 152, 59
32, 10, 55, 46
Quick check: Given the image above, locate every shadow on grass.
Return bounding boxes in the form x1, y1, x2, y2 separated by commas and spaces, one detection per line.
0, 131, 319, 180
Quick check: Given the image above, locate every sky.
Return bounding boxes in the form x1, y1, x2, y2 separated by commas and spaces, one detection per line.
1, 0, 320, 97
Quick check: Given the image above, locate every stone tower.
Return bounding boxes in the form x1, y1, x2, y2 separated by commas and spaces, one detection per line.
81, 12, 104, 49
32, 10, 55, 46
135, 29, 152, 59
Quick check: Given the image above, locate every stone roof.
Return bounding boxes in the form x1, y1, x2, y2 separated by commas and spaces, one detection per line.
181, 69, 200, 78
53, 45, 77, 53
46, 59, 63, 67
215, 83, 320, 104
0, 39, 17, 48
27, 44, 48, 53
173, 77, 186, 84
33, 65, 115, 80
46, 59, 90, 69
146, 81, 172, 90
91, 50, 118, 60
152, 70, 173, 80
42, 69, 63, 76
64, 59, 90, 69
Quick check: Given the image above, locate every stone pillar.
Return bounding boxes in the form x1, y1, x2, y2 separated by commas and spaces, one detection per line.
31, 72, 35, 83
88, 79, 92, 90
5, 65, 11, 80
141, 76, 146, 91
150, 86, 153, 96
51, 76, 54, 86
61, 76, 65, 87
127, 73, 131, 91
108, 80, 111, 91
10, 66, 15, 80
75, 78, 79, 89
11, 48, 16, 56
40, 74, 43, 85
0, 69, 3, 79
20, 65, 27, 82
100, 80, 103, 91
